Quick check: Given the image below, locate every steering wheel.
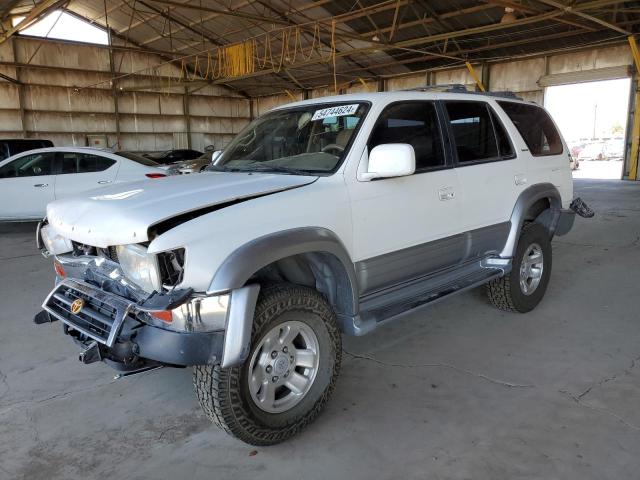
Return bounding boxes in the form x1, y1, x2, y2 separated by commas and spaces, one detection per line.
321, 144, 345, 155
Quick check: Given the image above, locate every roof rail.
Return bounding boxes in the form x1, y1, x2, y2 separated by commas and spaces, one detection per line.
402, 84, 468, 93
402, 84, 522, 100
481, 91, 522, 100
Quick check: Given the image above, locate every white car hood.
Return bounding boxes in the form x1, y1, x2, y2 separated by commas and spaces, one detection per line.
46, 172, 317, 247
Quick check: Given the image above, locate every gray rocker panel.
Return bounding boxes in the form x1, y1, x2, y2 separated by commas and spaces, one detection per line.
355, 222, 510, 296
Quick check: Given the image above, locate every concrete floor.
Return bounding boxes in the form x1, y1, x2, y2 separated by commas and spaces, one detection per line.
1, 179, 639, 480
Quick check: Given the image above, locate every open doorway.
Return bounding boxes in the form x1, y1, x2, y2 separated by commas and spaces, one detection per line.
544, 78, 630, 180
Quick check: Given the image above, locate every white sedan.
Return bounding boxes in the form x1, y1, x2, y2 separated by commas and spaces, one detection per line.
0, 147, 168, 221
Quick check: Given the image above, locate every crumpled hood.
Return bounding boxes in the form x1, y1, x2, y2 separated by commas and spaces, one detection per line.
46, 172, 317, 247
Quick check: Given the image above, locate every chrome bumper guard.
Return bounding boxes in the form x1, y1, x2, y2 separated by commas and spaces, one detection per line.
43, 278, 134, 347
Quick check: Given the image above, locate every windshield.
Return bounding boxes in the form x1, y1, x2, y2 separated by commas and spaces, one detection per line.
115, 151, 161, 166
217, 102, 369, 175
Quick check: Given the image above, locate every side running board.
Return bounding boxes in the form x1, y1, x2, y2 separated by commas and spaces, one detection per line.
339, 259, 508, 336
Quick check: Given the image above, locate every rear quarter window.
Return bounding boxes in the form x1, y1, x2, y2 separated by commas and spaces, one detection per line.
497, 101, 563, 156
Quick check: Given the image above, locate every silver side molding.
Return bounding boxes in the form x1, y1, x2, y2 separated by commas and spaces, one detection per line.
500, 183, 561, 258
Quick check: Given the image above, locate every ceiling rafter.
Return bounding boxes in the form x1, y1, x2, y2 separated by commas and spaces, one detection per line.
7, 0, 638, 97
201, 0, 629, 87
534, 0, 630, 34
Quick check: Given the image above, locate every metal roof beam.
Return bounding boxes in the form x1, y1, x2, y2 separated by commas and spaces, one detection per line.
535, 0, 630, 34
483, 1, 597, 30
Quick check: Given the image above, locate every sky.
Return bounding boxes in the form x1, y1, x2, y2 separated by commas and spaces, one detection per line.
15, 10, 108, 45
544, 78, 631, 143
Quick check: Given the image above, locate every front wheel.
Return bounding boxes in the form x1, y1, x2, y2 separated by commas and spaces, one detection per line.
193, 284, 341, 445
486, 223, 552, 313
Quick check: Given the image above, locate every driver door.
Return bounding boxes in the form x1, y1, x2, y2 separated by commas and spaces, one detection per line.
0, 152, 56, 220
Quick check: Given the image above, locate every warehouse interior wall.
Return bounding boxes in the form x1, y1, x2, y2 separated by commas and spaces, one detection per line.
0, 36, 250, 152
0, 35, 635, 169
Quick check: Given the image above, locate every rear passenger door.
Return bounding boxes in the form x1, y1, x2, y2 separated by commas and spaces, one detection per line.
443, 100, 525, 256
54, 152, 118, 199
348, 101, 464, 295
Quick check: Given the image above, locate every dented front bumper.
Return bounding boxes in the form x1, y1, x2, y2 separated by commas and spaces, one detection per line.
37, 254, 259, 371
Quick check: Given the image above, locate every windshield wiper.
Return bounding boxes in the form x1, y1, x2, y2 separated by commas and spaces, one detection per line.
203, 164, 259, 173
235, 164, 308, 175
204, 163, 312, 176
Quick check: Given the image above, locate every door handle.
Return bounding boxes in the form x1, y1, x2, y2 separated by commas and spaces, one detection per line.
514, 174, 528, 186
33, 183, 49, 188
97, 180, 112, 184
438, 188, 455, 201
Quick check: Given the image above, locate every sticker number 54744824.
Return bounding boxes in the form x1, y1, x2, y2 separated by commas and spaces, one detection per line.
311, 104, 359, 121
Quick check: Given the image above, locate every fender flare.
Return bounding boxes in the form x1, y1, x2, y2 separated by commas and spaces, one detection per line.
208, 227, 359, 316
500, 183, 562, 258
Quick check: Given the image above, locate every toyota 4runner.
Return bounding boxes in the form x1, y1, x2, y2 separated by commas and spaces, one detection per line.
35, 88, 590, 445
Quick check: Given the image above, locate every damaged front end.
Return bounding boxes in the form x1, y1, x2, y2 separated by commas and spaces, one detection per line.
35, 221, 258, 375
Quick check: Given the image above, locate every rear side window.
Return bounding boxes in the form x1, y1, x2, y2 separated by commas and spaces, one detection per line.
58, 152, 115, 174
368, 102, 445, 171
445, 101, 499, 164
497, 101, 563, 156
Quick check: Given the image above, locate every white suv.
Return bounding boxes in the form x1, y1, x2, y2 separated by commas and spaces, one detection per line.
36, 89, 587, 445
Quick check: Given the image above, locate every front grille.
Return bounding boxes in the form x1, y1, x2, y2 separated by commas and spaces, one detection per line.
43, 279, 133, 346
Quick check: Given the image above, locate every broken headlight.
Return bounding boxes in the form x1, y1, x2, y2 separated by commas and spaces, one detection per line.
116, 244, 161, 294
39, 224, 73, 256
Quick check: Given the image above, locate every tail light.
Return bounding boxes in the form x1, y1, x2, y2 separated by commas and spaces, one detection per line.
145, 173, 166, 179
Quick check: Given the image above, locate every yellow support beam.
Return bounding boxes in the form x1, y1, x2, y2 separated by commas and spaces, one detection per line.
628, 36, 640, 180
465, 61, 486, 92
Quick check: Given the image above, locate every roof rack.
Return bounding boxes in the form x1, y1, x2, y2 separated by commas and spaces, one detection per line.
401, 84, 522, 100
401, 84, 467, 93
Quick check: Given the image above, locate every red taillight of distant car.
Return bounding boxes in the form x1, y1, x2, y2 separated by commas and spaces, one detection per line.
145, 173, 167, 179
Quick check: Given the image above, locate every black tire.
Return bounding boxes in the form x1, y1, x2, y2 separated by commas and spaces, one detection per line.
486, 223, 552, 313
193, 284, 342, 445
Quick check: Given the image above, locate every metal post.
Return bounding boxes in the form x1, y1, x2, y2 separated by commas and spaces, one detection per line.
626, 35, 640, 180
10, 39, 27, 138
481, 62, 490, 92
104, 0, 121, 149
183, 86, 192, 149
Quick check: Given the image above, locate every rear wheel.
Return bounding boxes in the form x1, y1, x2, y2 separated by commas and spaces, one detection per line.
486, 223, 552, 313
193, 284, 341, 445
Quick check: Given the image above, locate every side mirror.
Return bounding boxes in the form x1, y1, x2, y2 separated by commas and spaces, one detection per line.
211, 150, 223, 163
204, 144, 215, 152
361, 143, 415, 181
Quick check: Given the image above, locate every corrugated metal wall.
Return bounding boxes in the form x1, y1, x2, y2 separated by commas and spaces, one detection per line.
253, 44, 633, 116
0, 36, 250, 152
0, 36, 633, 158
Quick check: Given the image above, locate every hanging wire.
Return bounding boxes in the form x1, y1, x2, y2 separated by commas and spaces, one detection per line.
76, 21, 337, 93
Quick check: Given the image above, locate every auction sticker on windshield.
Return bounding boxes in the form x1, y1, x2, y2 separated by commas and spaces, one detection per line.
311, 104, 359, 121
